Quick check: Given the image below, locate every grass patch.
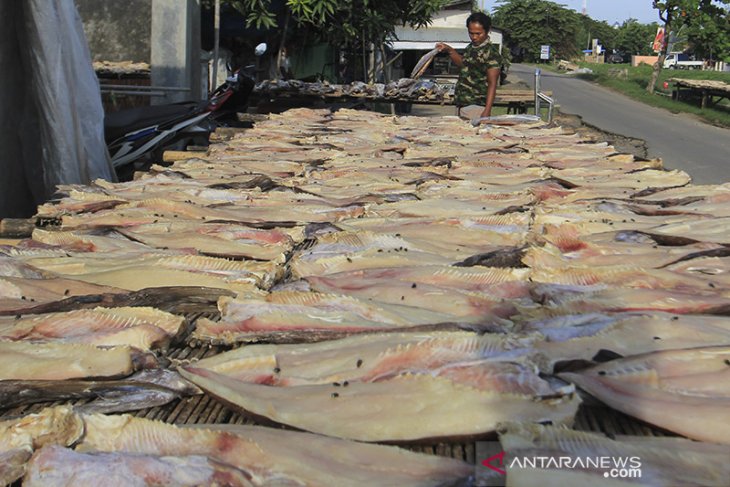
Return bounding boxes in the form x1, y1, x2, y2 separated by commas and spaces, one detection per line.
570, 63, 730, 127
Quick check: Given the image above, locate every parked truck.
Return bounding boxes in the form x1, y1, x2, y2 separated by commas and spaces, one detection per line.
663, 52, 704, 70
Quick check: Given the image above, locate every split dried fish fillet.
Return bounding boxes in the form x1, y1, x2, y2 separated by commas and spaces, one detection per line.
77, 413, 474, 486
522, 312, 730, 372
0, 407, 84, 485
0, 341, 142, 381
180, 361, 579, 442
559, 346, 730, 444
118, 222, 295, 262
192, 292, 462, 344
184, 331, 537, 386
0, 276, 125, 314
0, 306, 184, 350
24, 445, 253, 487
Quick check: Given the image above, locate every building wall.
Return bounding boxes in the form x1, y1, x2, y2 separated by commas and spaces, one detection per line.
74, 0, 151, 62
632, 55, 659, 67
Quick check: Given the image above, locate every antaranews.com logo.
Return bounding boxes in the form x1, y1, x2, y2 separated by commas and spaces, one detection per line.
476, 442, 642, 486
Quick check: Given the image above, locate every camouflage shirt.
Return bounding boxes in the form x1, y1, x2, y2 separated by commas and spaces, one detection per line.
454, 40, 502, 107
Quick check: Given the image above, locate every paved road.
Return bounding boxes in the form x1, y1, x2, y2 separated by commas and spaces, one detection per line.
510, 63, 730, 185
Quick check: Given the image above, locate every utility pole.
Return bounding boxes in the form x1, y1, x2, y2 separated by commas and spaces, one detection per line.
211, 0, 220, 91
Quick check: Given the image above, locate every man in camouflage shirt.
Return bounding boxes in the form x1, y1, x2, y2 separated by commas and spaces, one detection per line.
437, 12, 503, 120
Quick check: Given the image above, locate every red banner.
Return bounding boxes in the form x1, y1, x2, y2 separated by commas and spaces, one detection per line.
652, 27, 665, 53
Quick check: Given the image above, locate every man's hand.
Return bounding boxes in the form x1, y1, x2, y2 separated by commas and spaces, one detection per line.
437, 43, 463, 67
435, 42, 452, 54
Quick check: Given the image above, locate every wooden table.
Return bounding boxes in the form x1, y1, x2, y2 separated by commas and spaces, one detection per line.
251, 88, 547, 114
669, 78, 730, 109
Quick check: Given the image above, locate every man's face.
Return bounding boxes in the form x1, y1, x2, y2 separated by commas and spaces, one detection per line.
467, 22, 488, 46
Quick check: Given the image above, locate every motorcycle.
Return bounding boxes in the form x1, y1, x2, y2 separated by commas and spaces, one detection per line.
104, 43, 266, 174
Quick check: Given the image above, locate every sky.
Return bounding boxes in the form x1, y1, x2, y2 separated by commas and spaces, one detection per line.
486, 1, 660, 26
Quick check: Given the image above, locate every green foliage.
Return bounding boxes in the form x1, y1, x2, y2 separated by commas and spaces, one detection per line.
202, 0, 278, 29
493, 0, 583, 61
615, 19, 660, 55
492, 0, 728, 63
217, 0, 448, 46
653, 0, 730, 59
575, 16, 618, 53
681, 1, 730, 60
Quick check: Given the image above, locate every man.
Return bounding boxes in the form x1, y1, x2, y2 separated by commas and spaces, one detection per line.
436, 12, 502, 121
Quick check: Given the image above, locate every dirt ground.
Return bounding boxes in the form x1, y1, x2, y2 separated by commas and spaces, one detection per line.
551, 111, 649, 159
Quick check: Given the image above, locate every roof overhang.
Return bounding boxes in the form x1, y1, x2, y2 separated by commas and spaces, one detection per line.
389, 41, 470, 50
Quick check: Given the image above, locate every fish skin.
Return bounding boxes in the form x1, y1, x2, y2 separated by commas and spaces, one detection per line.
0, 369, 199, 411
23, 445, 255, 487
179, 365, 580, 442
559, 347, 730, 444
77, 413, 475, 487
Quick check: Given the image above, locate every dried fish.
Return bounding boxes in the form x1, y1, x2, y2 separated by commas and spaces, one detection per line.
410, 48, 440, 79
77, 413, 475, 486
180, 361, 580, 442
560, 346, 730, 444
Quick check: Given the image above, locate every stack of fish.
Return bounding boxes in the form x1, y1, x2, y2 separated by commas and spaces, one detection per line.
254, 78, 454, 103
1, 107, 730, 485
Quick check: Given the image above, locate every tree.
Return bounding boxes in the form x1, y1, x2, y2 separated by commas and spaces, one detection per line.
682, 1, 730, 61
575, 16, 618, 55
615, 19, 660, 56
493, 0, 583, 62
217, 0, 448, 81
647, 0, 730, 93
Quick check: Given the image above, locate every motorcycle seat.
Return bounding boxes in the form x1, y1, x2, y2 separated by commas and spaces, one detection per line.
104, 102, 205, 143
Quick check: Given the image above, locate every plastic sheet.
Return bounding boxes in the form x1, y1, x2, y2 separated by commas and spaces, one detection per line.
0, 0, 115, 218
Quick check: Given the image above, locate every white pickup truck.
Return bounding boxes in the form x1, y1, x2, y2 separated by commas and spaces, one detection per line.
663, 53, 704, 70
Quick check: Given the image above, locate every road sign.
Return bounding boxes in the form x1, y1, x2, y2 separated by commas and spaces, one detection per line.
540, 45, 551, 60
